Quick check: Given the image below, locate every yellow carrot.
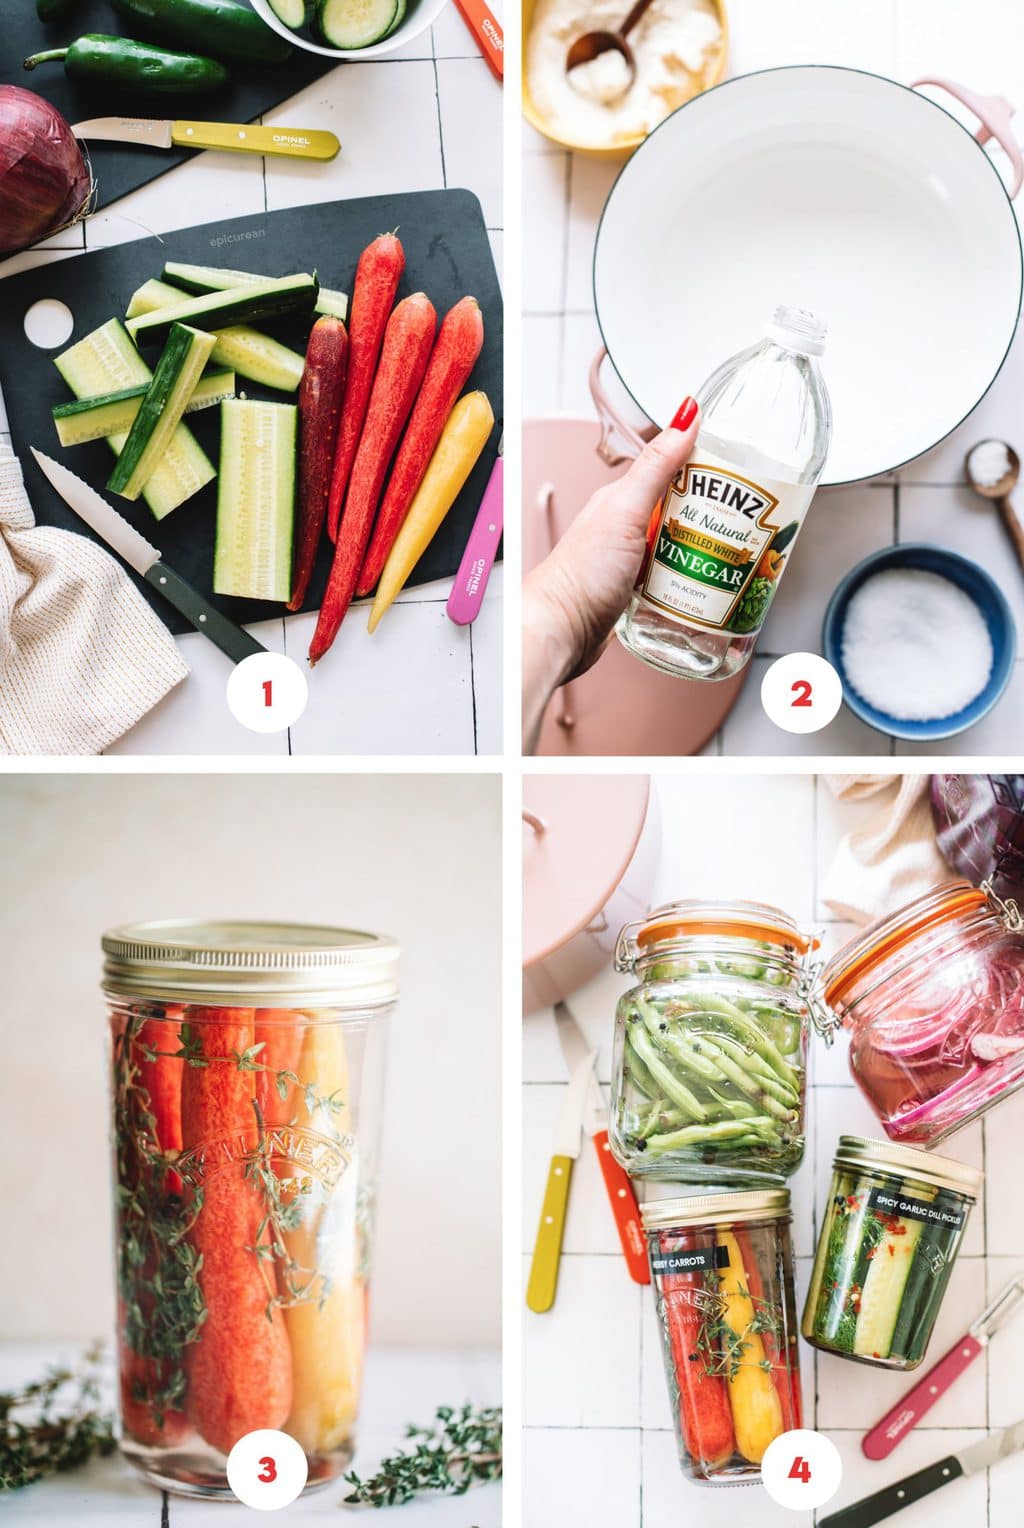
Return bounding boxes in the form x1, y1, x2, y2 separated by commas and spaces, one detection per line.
367, 389, 494, 631
283, 1021, 366, 1456
717, 1230, 784, 1464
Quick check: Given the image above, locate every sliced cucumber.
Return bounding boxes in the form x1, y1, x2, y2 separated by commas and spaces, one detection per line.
267, 0, 306, 28
125, 278, 184, 321
214, 399, 296, 601
162, 261, 348, 322
316, 0, 401, 49
52, 370, 235, 447
54, 319, 215, 520
126, 273, 319, 347
128, 279, 305, 391
108, 324, 217, 501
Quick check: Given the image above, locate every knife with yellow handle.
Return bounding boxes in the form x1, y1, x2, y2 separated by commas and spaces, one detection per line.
71, 117, 340, 160
526, 1047, 596, 1314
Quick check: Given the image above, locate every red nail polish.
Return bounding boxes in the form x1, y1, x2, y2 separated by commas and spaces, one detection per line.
671, 396, 698, 432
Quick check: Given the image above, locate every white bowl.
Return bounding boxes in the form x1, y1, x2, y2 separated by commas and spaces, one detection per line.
249, 0, 448, 60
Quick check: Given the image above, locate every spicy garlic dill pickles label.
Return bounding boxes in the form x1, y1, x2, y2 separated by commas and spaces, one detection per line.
867, 1187, 966, 1231
650, 1244, 731, 1275
638, 454, 813, 634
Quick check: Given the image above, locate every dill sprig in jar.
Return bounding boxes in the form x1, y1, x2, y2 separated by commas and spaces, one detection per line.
103, 919, 396, 1499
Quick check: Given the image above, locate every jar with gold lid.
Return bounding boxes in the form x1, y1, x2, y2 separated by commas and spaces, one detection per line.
103, 918, 396, 1499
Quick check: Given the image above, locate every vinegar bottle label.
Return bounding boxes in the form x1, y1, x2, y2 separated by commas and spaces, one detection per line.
638, 452, 814, 637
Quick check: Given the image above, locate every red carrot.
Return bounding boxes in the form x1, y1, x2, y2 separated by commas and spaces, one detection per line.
326, 233, 405, 542
118, 1318, 191, 1448
309, 292, 436, 665
733, 1226, 802, 1429
658, 1231, 735, 1471
254, 1009, 303, 1140
288, 317, 349, 612
136, 1011, 184, 1195
182, 1007, 292, 1455
356, 296, 484, 596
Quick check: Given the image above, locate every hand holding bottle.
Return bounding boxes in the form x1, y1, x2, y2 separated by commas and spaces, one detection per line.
521, 399, 700, 753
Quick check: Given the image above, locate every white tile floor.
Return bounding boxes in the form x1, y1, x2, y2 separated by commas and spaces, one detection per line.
0, 10, 503, 756
0, 1345, 500, 1524
523, 0, 1024, 755
523, 775, 1024, 1526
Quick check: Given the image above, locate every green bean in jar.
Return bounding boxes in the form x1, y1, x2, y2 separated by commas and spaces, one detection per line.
611, 901, 816, 1183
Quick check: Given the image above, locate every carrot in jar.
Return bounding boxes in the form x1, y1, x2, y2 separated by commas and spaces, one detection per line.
733, 1226, 801, 1430
181, 1007, 293, 1455
254, 1009, 303, 1128
118, 1306, 191, 1448
657, 1230, 735, 1472
282, 1020, 366, 1456
136, 1010, 184, 1194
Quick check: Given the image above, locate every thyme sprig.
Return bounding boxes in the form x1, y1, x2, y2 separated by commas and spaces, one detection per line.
244, 1098, 332, 1322
114, 1018, 208, 1426
0, 1346, 115, 1490
344, 1405, 503, 1508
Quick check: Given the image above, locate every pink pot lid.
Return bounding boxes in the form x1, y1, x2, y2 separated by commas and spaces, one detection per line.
523, 775, 651, 967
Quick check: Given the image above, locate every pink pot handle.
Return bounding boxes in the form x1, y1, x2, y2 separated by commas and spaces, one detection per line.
913, 77, 1023, 198
588, 347, 656, 466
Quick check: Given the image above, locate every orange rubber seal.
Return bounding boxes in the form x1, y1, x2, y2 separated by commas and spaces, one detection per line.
638, 917, 816, 955
824, 882, 987, 1009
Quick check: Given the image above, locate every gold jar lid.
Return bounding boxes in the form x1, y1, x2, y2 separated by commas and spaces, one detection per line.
640, 1188, 790, 1232
102, 919, 399, 1008
833, 1134, 982, 1197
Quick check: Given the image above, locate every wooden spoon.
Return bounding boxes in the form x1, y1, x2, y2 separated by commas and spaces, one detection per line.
965, 439, 1024, 573
565, 0, 655, 101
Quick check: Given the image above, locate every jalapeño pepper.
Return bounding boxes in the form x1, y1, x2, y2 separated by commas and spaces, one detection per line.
23, 34, 228, 92
111, 0, 293, 62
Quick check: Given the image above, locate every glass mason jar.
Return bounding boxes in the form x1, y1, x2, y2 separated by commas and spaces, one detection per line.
611, 901, 816, 1183
823, 880, 1024, 1146
802, 1135, 981, 1371
642, 1189, 802, 1485
102, 919, 396, 1499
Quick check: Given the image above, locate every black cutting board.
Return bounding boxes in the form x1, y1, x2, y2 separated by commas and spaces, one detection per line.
1, 0, 337, 209
0, 189, 503, 633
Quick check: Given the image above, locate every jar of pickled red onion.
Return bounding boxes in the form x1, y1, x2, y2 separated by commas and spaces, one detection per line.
823, 879, 1024, 1147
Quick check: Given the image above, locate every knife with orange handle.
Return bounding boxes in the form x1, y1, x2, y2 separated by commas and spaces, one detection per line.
452, 0, 504, 80
555, 1000, 649, 1285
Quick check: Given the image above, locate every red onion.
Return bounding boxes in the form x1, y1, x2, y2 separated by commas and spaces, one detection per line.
0, 86, 92, 256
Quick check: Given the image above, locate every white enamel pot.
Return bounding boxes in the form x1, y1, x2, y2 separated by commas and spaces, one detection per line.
593, 69, 1024, 485
523, 775, 659, 1015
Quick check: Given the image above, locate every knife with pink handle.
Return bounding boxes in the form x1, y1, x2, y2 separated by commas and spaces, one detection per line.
863, 1272, 1024, 1460
447, 433, 503, 625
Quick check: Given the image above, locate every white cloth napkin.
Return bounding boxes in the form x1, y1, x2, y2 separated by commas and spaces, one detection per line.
821, 774, 950, 926
0, 444, 188, 755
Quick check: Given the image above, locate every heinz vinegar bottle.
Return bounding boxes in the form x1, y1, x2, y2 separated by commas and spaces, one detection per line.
618, 306, 832, 681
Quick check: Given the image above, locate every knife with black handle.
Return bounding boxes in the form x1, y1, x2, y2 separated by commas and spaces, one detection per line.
820, 1419, 1024, 1528
31, 449, 265, 664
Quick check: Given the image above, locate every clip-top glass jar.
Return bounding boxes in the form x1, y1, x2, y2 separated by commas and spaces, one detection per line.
102, 919, 396, 1499
802, 1136, 981, 1371
824, 879, 1024, 1147
642, 1189, 802, 1485
611, 900, 816, 1183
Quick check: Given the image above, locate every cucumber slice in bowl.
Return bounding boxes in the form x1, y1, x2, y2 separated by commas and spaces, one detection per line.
268, 0, 306, 25
316, 0, 404, 49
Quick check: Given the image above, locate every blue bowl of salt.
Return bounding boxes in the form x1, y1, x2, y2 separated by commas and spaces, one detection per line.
823, 543, 1017, 741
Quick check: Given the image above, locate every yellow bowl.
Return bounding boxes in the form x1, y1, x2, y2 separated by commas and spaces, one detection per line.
522, 0, 728, 157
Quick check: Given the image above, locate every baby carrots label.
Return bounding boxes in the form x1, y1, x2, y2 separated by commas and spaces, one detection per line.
651, 1243, 730, 1275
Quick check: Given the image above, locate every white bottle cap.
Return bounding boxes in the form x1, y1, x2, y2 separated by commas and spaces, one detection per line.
767, 305, 827, 356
